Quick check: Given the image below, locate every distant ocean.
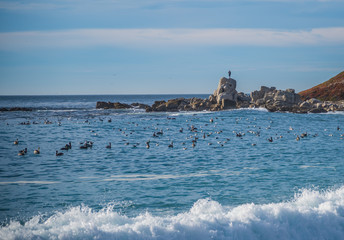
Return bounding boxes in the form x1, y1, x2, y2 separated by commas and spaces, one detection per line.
0, 95, 344, 240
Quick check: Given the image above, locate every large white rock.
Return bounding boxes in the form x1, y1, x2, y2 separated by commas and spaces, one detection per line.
213, 77, 238, 104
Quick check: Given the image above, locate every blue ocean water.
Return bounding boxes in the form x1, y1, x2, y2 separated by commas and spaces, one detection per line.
0, 95, 344, 239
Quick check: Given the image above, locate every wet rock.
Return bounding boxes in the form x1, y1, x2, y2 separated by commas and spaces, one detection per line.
309, 108, 327, 113
221, 99, 236, 110
131, 103, 150, 109
96, 101, 132, 109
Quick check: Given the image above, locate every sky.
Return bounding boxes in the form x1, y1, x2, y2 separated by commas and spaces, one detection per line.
0, 0, 344, 95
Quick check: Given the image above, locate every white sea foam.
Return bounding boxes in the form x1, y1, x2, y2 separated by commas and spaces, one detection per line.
322, 111, 344, 115
1, 186, 344, 240
235, 107, 269, 112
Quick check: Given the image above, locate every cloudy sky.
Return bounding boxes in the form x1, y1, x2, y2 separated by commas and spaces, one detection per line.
0, 0, 344, 95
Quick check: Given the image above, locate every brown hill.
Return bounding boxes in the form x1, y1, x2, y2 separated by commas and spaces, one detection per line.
299, 71, 344, 101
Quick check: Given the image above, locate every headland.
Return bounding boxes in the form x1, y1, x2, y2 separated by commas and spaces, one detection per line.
96, 71, 344, 114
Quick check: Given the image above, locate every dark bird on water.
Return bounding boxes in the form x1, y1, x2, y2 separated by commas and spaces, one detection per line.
56, 151, 64, 156
34, 147, 40, 154
18, 148, 27, 156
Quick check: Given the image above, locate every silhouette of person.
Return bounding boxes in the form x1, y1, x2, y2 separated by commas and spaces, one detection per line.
228, 70, 231, 78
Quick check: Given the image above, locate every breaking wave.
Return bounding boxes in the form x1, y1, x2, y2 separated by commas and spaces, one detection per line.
1, 186, 344, 240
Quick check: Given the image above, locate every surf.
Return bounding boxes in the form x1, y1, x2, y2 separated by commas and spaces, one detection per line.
1, 186, 344, 240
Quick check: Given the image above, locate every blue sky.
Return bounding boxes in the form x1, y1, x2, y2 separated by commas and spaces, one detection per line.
0, 0, 344, 95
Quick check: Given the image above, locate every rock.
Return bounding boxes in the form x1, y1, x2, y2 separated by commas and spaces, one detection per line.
150, 100, 167, 111
131, 103, 150, 109
251, 86, 276, 104
250, 86, 301, 112
299, 101, 311, 109
237, 92, 250, 102
213, 77, 238, 104
307, 98, 322, 105
236, 101, 250, 108
236, 92, 251, 109
309, 108, 327, 113
166, 98, 185, 110
96, 101, 131, 109
208, 94, 217, 104
221, 99, 236, 110
286, 88, 295, 93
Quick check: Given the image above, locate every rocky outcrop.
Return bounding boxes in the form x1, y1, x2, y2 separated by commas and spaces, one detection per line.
298, 99, 344, 113
96, 102, 132, 109
131, 103, 150, 109
213, 77, 238, 104
236, 92, 251, 108
146, 98, 217, 112
96, 101, 150, 110
249, 87, 301, 112
96, 71, 344, 114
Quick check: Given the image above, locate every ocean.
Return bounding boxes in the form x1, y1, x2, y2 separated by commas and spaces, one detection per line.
0, 95, 343, 240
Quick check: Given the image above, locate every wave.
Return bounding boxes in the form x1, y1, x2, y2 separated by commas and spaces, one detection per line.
1, 186, 344, 240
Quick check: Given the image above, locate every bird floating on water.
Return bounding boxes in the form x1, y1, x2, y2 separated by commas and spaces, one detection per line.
34, 147, 40, 154
56, 151, 63, 156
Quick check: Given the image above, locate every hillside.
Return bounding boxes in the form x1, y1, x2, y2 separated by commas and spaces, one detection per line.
299, 71, 344, 101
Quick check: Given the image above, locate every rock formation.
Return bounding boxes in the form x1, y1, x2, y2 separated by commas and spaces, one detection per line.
249, 87, 302, 112
96, 102, 149, 110
211, 76, 238, 109
96, 70, 344, 114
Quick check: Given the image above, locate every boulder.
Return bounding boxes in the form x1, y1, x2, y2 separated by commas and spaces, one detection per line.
307, 98, 322, 105
221, 99, 236, 110
237, 92, 251, 102
213, 77, 238, 104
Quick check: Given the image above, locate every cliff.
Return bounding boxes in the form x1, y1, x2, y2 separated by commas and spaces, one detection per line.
299, 71, 344, 101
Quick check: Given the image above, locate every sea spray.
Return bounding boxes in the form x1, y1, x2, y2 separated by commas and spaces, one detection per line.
1, 186, 344, 240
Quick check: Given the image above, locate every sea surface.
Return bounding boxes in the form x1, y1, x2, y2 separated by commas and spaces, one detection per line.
0, 95, 343, 240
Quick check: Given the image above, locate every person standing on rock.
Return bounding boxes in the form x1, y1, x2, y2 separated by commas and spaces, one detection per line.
228, 70, 231, 78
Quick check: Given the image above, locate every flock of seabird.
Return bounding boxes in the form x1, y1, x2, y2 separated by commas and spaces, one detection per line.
11, 116, 343, 157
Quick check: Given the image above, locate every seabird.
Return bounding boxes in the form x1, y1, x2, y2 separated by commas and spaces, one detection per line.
106, 142, 111, 149
18, 148, 27, 156
56, 151, 64, 156
14, 139, 19, 145
34, 147, 40, 154
168, 141, 173, 148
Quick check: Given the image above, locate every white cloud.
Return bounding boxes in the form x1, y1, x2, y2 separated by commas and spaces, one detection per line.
1, 28, 344, 50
